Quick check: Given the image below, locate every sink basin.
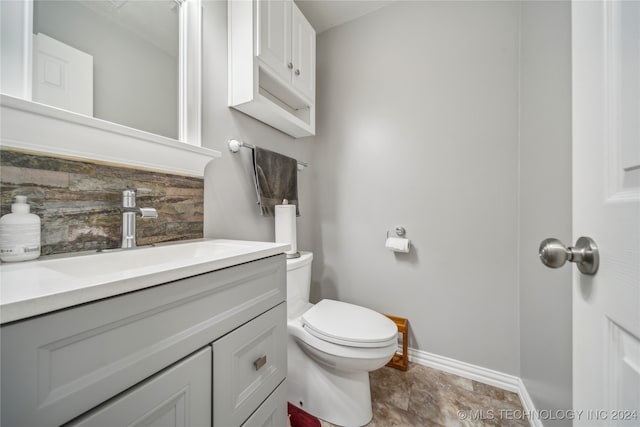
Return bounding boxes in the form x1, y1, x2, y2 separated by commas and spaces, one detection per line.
0, 239, 290, 324
44, 241, 253, 277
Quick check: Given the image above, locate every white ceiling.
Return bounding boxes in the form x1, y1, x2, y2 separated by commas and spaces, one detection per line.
79, 0, 179, 57
295, 0, 396, 34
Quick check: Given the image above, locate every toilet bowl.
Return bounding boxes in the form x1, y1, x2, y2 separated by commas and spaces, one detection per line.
286, 252, 397, 427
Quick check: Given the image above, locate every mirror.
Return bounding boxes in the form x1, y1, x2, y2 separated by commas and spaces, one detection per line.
33, 0, 179, 139
1, 0, 200, 144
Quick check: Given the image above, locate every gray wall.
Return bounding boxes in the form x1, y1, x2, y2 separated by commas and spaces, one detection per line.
200, 0, 315, 249
33, 1, 178, 139
518, 1, 572, 421
309, 1, 521, 375
198, 0, 572, 411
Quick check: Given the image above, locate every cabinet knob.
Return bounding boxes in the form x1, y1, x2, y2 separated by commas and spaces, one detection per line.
295, 69, 300, 76
287, 62, 293, 69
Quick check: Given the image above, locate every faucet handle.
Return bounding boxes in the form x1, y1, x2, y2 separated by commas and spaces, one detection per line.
122, 188, 153, 208
122, 189, 136, 207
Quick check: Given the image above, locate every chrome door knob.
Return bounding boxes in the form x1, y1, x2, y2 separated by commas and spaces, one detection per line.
288, 62, 293, 69
538, 236, 599, 275
295, 69, 300, 76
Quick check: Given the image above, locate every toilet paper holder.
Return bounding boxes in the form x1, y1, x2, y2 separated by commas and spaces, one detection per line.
386, 226, 406, 239
385, 226, 410, 253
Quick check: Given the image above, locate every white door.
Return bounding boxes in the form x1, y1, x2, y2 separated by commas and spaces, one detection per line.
256, 0, 291, 83
291, 2, 315, 101
32, 33, 93, 116
572, 0, 640, 424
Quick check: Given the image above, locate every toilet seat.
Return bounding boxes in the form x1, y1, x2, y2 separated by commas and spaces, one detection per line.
301, 299, 398, 348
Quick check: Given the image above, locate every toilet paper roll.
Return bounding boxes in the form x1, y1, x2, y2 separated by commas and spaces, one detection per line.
275, 204, 297, 255
385, 237, 410, 253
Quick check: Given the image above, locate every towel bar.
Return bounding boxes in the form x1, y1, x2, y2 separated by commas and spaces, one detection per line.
228, 139, 308, 169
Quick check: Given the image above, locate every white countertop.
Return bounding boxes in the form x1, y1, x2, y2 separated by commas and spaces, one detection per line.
0, 239, 289, 324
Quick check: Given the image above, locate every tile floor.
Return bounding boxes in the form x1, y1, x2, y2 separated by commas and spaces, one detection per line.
319, 363, 529, 427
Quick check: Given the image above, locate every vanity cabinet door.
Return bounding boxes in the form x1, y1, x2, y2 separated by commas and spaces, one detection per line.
68, 347, 211, 427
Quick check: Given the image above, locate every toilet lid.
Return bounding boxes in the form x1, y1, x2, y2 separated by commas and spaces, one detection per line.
301, 299, 398, 348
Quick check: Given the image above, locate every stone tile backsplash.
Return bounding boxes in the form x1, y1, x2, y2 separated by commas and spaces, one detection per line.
0, 149, 204, 256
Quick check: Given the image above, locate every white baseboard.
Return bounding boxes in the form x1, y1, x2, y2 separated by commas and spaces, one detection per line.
407, 347, 543, 427
516, 377, 543, 427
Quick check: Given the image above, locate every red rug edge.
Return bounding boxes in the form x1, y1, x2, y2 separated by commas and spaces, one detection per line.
287, 402, 321, 427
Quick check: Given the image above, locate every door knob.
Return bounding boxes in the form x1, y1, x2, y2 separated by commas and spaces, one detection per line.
288, 62, 293, 69
538, 236, 599, 275
295, 69, 300, 76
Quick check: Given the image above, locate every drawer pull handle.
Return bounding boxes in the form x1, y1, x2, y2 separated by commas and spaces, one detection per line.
254, 355, 267, 371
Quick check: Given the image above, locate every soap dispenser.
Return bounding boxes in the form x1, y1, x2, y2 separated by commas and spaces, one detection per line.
0, 196, 41, 262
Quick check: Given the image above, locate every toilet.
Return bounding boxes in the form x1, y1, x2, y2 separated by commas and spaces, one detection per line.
286, 252, 398, 427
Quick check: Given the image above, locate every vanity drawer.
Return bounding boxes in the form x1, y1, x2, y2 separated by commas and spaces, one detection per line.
242, 381, 288, 427
1, 254, 285, 427
213, 302, 287, 427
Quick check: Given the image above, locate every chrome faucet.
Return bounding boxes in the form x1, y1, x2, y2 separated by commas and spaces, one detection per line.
121, 189, 158, 249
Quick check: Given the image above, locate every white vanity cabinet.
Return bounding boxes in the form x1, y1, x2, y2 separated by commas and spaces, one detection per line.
229, 0, 316, 138
0, 254, 287, 427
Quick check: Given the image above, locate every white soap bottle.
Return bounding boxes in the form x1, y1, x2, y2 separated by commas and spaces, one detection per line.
0, 196, 41, 262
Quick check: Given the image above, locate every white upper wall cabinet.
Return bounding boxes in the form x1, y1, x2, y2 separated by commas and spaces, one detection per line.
229, 0, 316, 138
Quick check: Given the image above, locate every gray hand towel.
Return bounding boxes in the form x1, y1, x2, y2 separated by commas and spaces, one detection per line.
252, 147, 300, 216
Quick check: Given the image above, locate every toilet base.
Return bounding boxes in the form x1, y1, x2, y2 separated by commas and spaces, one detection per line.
287, 335, 373, 427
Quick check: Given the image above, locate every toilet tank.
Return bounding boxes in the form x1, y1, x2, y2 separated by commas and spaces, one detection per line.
286, 251, 313, 317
